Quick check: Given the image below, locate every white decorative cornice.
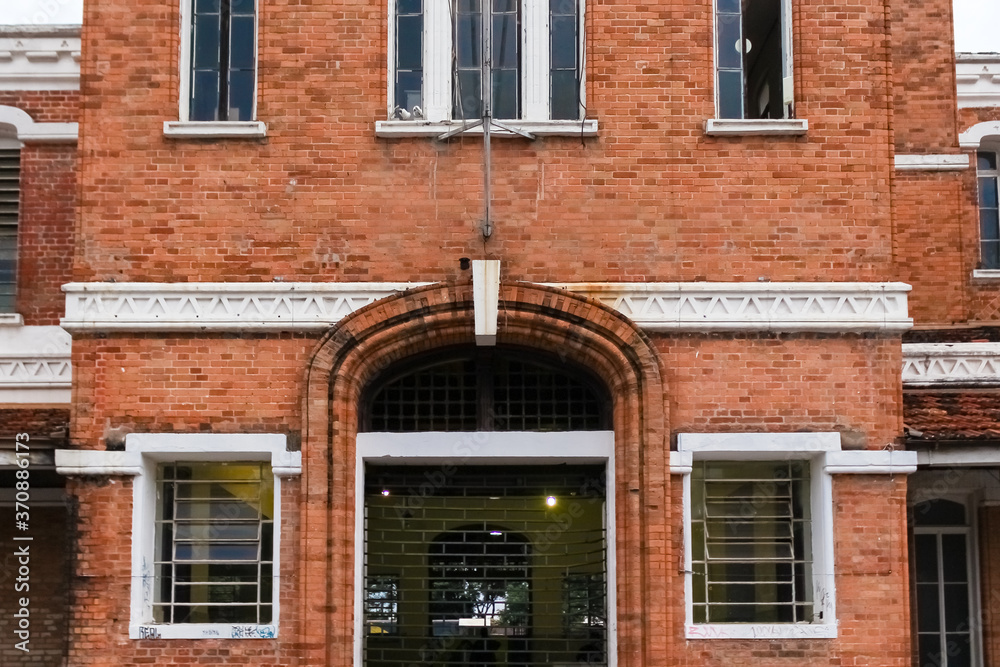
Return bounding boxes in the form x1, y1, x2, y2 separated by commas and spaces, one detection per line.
957, 53, 1000, 109
0, 325, 71, 403
61, 282, 431, 332
548, 282, 912, 333
894, 154, 970, 171
62, 281, 913, 333
902, 342, 1000, 386
0, 26, 80, 91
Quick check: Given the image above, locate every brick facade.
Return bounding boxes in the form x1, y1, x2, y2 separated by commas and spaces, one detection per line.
5, 0, 996, 665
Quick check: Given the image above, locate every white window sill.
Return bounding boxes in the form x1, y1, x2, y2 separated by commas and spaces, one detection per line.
686, 623, 837, 640
130, 623, 276, 640
973, 269, 1000, 279
894, 154, 970, 171
0, 313, 24, 326
704, 118, 808, 136
163, 121, 267, 139
375, 119, 598, 139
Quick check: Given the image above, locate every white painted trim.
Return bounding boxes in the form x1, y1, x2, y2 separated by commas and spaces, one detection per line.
704, 118, 808, 136
960, 121, 1000, 148
824, 450, 918, 474
0, 313, 24, 325
0, 28, 80, 91
117, 433, 296, 640
0, 106, 77, 142
547, 282, 912, 333
355, 431, 617, 667
0, 325, 72, 403
61, 281, 913, 333
376, 119, 599, 138
177, 0, 260, 123
956, 55, 1000, 109
54, 449, 143, 476
163, 121, 267, 138
973, 269, 1000, 279
903, 342, 1000, 386
473, 259, 500, 346
894, 154, 971, 171
677, 432, 838, 639
61, 282, 430, 332
917, 449, 1000, 467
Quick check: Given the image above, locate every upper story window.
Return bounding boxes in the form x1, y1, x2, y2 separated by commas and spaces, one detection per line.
390, 0, 584, 123
978, 151, 1000, 270
714, 0, 793, 119
184, 0, 257, 122
0, 143, 19, 313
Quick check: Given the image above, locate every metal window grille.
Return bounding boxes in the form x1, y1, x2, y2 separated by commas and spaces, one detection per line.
691, 460, 812, 624
0, 148, 19, 313
154, 462, 274, 624
978, 151, 1000, 269
364, 464, 608, 667
365, 349, 608, 432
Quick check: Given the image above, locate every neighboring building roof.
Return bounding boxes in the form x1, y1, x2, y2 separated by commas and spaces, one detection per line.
904, 392, 1000, 441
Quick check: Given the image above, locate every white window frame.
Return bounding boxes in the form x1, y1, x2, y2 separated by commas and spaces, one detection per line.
676, 432, 838, 640
164, 0, 266, 138
126, 433, 300, 640
377, 0, 598, 138
973, 146, 1000, 278
908, 473, 987, 667
706, 0, 807, 136
354, 430, 617, 666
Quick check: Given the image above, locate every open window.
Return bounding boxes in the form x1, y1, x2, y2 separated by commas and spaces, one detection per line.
388, 0, 584, 124
714, 0, 793, 120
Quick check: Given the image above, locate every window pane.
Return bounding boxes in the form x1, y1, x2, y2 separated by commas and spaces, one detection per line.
550, 71, 578, 121
941, 535, 968, 582
228, 69, 255, 121
395, 71, 422, 112
493, 70, 518, 119
979, 151, 998, 171
913, 534, 939, 582
493, 13, 518, 69
230, 0, 255, 16
456, 14, 481, 68
945, 634, 973, 667
717, 0, 740, 12
916, 583, 941, 633
983, 240, 1000, 270
716, 13, 742, 70
912, 499, 967, 526
943, 583, 970, 632
195, 0, 220, 13
229, 15, 255, 70
455, 70, 482, 119
550, 15, 577, 70
398, 0, 421, 12
193, 14, 221, 69
980, 177, 999, 208
918, 634, 942, 667
396, 14, 422, 70
191, 70, 221, 121
717, 70, 743, 119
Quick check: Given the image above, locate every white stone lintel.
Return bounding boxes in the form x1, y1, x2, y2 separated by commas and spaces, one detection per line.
473, 260, 500, 346
55, 449, 143, 476
894, 154, 971, 171
917, 449, 1000, 467
686, 623, 837, 640
824, 450, 918, 475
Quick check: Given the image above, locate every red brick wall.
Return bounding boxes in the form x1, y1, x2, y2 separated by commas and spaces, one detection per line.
891, 0, 960, 152
0, 505, 70, 666
16, 144, 77, 325
74, 0, 894, 285
0, 91, 79, 124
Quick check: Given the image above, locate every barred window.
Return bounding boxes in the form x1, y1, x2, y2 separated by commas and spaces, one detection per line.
0, 146, 19, 312
363, 348, 609, 432
154, 462, 274, 624
691, 460, 812, 624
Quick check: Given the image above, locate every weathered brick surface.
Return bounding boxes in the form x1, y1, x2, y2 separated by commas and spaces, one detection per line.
74, 0, 894, 285
0, 91, 80, 124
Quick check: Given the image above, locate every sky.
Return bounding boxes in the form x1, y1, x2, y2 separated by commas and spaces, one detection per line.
0, 0, 997, 51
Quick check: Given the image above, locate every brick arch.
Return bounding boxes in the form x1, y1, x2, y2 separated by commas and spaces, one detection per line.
297, 280, 669, 667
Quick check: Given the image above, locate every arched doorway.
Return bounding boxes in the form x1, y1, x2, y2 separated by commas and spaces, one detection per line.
360, 347, 610, 667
